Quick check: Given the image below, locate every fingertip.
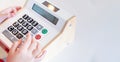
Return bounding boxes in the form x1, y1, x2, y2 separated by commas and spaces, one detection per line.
16, 6, 22, 11
13, 39, 21, 46
36, 42, 41, 48
27, 32, 31, 36
18, 39, 22, 43
32, 36, 36, 41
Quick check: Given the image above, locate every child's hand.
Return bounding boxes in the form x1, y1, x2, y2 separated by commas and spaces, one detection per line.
7, 33, 46, 62
0, 6, 21, 24
0, 6, 21, 18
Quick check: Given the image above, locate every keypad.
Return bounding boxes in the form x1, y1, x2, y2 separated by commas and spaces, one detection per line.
2, 14, 48, 42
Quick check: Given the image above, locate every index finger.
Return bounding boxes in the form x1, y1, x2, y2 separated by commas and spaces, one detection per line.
23, 32, 32, 49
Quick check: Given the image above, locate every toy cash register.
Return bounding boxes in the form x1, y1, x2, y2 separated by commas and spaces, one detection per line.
0, 0, 76, 61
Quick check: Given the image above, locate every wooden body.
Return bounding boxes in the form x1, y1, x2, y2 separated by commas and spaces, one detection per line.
41, 16, 76, 62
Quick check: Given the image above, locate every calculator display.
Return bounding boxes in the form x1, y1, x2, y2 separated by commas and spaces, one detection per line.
32, 4, 58, 25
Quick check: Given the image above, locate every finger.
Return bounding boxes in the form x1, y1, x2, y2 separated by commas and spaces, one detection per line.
15, 6, 22, 11
5, 8, 16, 18
23, 32, 32, 49
32, 42, 41, 57
10, 8, 17, 14
28, 38, 37, 52
35, 50, 47, 61
8, 6, 21, 18
9, 39, 22, 53
12, 6, 21, 13
9, 13, 15, 18
0, 8, 11, 14
11, 6, 21, 13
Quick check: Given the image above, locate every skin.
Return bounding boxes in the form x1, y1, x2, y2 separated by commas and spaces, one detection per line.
7, 33, 46, 62
0, 6, 21, 18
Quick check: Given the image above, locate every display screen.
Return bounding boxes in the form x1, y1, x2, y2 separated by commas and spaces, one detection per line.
32, 4, 58, 25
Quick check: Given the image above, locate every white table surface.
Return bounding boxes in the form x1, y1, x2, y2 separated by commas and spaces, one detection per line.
0, 0, 120, 62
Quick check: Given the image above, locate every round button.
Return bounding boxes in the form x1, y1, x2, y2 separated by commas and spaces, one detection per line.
42, 29, 48, 34
35, 34, 41, 40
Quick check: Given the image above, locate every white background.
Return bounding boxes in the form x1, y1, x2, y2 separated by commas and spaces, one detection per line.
48, 0, 120, 62
0, 0, 120, 62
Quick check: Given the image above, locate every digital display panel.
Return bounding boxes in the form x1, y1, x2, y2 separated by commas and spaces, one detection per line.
32, 4, 58, 25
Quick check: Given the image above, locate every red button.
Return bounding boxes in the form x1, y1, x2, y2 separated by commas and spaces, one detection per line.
35, 34, 41, 40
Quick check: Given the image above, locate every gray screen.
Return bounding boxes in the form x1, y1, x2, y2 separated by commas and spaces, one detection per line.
32, 4, 58, 25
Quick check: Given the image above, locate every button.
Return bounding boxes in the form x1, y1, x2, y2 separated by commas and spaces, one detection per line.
42, 29, 48, 34
27, 25, 33, 31
22, 21, 28, 27
18, 18, 24, 23
16, 33, 23, 39
8, 26, 14, 31
23, 14, 29, 20
31, 21, 38, 27
35, 34, 41, 40
2, 30, 18, 42
17, 25, 23, 31
27, 17, 33, 23
36, 24, 43, 30
31, 28, 38, 34
13, 22, 19, 27
22, 29, 28, 35
12, 29, 18, 35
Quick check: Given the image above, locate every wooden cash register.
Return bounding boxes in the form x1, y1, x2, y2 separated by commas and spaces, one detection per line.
0, 0, 76, 62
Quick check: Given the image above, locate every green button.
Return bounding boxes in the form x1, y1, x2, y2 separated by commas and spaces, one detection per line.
42, 29, 48, 34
